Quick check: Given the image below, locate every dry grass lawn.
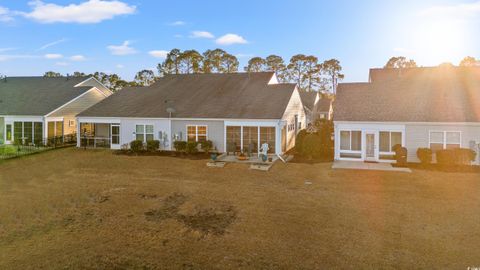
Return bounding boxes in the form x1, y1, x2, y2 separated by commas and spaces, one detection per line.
0, 148, 479, 269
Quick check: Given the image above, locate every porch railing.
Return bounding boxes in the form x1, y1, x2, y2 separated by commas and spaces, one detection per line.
79, 136, 111, 148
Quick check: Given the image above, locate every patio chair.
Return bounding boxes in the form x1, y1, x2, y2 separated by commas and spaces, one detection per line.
227, 142, 237, 155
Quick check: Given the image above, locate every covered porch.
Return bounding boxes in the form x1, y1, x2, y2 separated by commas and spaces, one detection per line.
78, 122, 120, 149
224, 122, 284, 156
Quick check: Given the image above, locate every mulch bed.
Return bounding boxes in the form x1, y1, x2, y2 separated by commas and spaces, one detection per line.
114, 150, 211, 160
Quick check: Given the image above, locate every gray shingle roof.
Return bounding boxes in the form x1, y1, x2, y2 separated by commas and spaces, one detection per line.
298, 91, 317, 111
317, 97, 332, 112
78, 72, 296, 119
0, 76, 92, 116
335, 67, 480, 122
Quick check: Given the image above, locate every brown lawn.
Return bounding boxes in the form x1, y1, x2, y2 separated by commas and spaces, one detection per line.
0, 148, 479, 269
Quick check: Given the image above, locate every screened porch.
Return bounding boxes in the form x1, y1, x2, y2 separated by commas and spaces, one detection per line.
79, 123, 120, 148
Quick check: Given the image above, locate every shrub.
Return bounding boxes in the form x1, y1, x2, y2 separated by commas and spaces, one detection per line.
146, 140, 160, 152
130, 140, 144, 152
295, 129, 308, 153
302, 133, 322, 159
173, 141, 187, 152
416, 148, 432, 165
453, 148, 476, 165
393, 145, 407, 166
200, 140, 213, 153
436, 149, 455, 166
186, 141, 198, 154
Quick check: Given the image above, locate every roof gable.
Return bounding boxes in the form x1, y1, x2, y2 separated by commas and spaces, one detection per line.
0, 76, 94, 116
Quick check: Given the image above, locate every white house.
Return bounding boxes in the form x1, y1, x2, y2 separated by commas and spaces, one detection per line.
334, 66, 480, 165
0, 76, 111, 145
76, 72, 306, 156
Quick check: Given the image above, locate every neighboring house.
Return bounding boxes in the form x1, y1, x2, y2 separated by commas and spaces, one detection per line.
298, 90, 333, 125
76, 72, 306, 155
0, 76, 112, 145
334, 66, 480, 165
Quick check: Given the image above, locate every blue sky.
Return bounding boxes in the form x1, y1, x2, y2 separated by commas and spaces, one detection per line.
0, 0, 479, 81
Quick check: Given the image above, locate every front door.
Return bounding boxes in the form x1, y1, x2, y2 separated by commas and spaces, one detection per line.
5, 124, 12, 144
111, 124, 120, 149
365, 132, 377, 161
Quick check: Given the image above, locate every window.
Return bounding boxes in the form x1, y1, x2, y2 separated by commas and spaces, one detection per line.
187, 125, 208, 142
136, 124, 154, 142
48, 121, 63, 139
340, 131, 361, 151
379, 131, 402, 152
260, 127, 276, 153
6, 124, 12, 141
429, 131, 461, 152
69, 120, 75, 127
12, 121, 43, 145
226, 126, 241, 151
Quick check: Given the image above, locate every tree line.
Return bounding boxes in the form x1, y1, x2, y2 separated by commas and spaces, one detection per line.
43, 48, 344, 93
384, 56, 479, 68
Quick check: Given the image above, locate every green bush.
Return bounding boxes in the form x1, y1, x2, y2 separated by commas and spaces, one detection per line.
453, 148, 476, 165
130, 140, 144, 152
436, 149, 455, 165
173, 141, 187, 152
302, 133, 322, 159
186, 141, 198, 154
146, 140, 160, 152
200, 140, 213, 153
416, 148, 432, 165
295, 129, 308, 153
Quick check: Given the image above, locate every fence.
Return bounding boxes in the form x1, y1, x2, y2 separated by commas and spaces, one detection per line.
0, 134, 77, 160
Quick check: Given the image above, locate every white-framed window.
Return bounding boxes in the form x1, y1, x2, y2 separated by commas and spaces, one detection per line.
187, 125, 207, 142
68, 120, 75, 127
379, 131, 402, 153
429, 131, 461, 152
340, 130, 362, 151
136, 124, 154, 142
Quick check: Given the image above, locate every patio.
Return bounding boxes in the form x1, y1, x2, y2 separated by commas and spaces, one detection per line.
332, 160, 412, 172
216, 153, 279, 164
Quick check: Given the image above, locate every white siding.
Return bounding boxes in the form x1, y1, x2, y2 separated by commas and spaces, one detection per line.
281, 87, 307, 151
405, 124, 480, 164
0, 117, 4, 144
120, 119, 171, 149
171, 120, 224, 152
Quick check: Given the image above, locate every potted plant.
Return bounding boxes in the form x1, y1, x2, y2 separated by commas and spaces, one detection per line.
237, 152, 248, 161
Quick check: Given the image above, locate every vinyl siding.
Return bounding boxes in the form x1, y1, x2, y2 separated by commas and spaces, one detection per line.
0, 117, 4, 144
171, 120, 225, 152
281, 88, 306, 151
120, 119, 170, 149
405, 124, 480, 164
49, 89, 107, 135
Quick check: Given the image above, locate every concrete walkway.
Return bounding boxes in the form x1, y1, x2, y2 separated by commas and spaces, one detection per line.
332, 160, 412, 173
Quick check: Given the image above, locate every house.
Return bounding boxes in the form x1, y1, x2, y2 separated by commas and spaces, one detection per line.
0, 76, 112, 145
334, 66, 480, 165
76, 72, 306, 156
298, 90, 333, 125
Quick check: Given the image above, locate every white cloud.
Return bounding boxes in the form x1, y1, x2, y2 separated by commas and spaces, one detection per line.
44, 53, 63, 59
0, 48, 15, 53
116, 64, 124, 69
420, 1, 480, 18
70, 55, 86, 61
236, 53, 254, 58
38, 38, 67, 51
0, 6, 14, 22
149, 50, 169, 58
55, 61, 69, 66
107, 41, 137, 55
21, 0, 136, 24
168, 20, 185, 26
215, 33, 248, 45
190, 31, 214, 39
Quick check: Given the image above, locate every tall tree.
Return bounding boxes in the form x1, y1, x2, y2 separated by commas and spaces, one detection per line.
178, 50, 203, 74
287, 54, 321, 92
244, 57, 267, 72
320, 59, 345, 94
72, 71, 86, 77
43, 71, 61, 77
202, 49, 238, 73
135, 70, 156, 86
265, 55, 287, 82
459, 56, 479, 67
384, 56, 417, 68
157, 48, 182, 76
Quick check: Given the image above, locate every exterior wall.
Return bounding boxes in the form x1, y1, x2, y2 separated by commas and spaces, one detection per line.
0, 117, 4, 144
282, 87, 307, 151
120, 119, 171, 149
405, 123, 480, 164
171, 120, 224, 152
3, 116, 45, 144
48, 89, 107, 135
